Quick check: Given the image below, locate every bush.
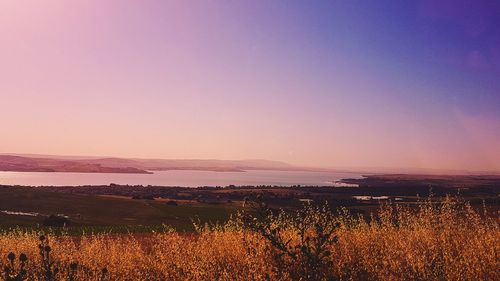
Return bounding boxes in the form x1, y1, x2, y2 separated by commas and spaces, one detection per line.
165, 200, 178, 206
236, 200, 339, 280
42, 215, 70, 227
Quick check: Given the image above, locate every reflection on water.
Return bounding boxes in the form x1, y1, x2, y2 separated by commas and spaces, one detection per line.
353, 196, 390, 201
1, 210, 39, 217
0, 170, 362, 187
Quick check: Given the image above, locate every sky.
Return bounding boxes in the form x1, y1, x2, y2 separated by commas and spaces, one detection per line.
1, 0, 500, 172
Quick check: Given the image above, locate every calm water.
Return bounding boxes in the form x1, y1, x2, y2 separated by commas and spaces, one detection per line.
0, 170, 362, 187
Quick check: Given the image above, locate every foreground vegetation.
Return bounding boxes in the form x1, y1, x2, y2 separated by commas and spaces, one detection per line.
1, 197, 498, 280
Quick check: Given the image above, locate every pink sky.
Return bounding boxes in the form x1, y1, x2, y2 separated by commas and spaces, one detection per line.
1, 1, 499, 172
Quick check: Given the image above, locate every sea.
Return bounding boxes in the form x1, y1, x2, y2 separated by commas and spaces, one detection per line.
0, 170, 362, 187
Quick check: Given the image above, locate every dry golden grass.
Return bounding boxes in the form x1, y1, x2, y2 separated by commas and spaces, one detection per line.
1, 197, 498, 280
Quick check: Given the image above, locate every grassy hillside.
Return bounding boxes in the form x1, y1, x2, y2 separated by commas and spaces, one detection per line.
0, 197, 498, 280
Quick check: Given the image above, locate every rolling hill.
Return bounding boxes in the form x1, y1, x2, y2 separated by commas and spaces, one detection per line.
0, 154, 299, 173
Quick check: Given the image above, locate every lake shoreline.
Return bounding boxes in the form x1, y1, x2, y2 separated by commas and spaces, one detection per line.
0, 170, 361, 187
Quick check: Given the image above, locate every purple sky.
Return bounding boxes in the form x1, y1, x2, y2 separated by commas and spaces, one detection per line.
1, 1, 499, 171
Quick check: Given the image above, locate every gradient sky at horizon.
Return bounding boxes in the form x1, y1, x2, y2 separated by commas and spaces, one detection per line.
1, 0, 500, 171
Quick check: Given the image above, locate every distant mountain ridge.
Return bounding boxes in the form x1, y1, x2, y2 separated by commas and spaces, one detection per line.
2, 153, 498, 175
80, 157, 296, 172
0, 154, 299, 174
0, 155, 150, 174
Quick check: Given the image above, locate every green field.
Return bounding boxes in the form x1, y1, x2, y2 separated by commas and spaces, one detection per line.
0, 186, 235, 232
